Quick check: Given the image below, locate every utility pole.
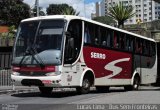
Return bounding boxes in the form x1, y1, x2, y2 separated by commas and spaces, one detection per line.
84, 0, 86, 17
35, 0, 39, 17
151, 0, 153, 21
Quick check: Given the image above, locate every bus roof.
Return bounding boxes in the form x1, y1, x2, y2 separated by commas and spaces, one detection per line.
22, 15, 155, 42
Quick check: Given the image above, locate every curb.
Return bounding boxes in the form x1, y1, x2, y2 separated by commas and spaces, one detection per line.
0, 88, 36, 95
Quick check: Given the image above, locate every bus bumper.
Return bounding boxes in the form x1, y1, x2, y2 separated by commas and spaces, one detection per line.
11, 74, 62, 87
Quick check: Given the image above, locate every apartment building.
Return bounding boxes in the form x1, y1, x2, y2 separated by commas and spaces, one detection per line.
95, 2, 102, 17
155, 2, 160, 19
97, 0, 160, 24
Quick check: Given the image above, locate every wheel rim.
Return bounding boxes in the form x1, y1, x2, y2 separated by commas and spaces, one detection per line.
133, 78, 139, 89
134, 83, 138, 89
82, 79, 90, 90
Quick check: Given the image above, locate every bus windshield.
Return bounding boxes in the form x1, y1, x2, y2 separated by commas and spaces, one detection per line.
12, 20, 65, 66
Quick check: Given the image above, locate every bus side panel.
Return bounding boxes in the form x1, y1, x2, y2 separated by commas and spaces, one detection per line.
135, 54, 157, 84
83, 46, 132, 85
61, 63, 83, 87
156, 42, 160, 85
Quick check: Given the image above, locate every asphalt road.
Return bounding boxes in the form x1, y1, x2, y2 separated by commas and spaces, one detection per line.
0, 86, 160, 110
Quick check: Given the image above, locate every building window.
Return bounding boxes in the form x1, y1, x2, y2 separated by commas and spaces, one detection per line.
144, 19, 147, 22
144, 9, 147, 12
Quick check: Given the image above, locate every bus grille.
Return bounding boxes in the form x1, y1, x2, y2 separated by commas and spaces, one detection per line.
21, 79, 44, 86
19, 72, 46, 76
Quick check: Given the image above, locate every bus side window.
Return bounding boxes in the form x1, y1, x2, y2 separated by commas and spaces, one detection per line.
147, 42, 151, 56
125, 35, 134, 52
84, 22, 95, 46
136, 38, 142, 54
118, 33, 125, 50
101, 26, 107, 47
125, 36, 129, 51
113, 31, 118, 48
94, 25, 100, 46
130, 38, 134, 52
150, 42, 156, 56
121, 34, 125, 50
84, 26, 91, 44
107, 30, 112, 47
142, 40, 149, 55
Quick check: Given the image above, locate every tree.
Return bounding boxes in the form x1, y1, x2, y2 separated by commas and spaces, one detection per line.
47, 4, 68, 15
46, 4, 79, 15
61, 7, 80, 16
108, 2, 135, 28
0, 0, 31, 27
93, 16, 116, 26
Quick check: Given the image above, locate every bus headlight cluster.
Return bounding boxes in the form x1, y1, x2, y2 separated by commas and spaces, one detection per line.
12, 72, 20, 76
45, 71, 61, 76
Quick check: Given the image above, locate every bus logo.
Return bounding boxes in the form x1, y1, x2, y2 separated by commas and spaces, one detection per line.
104, 58, 130, 78
91, 52, 106, 59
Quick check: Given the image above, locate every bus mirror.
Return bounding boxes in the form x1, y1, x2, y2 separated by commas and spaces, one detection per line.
65, 31, 71, 38
66, 31, 74, 48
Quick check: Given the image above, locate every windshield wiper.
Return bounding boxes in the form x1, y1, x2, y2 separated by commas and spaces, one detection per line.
18, 45, 31, 67
30, 45, 45, 69
18, 45, 45, 69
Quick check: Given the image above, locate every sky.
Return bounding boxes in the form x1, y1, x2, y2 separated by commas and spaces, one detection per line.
23, 0, 102, 19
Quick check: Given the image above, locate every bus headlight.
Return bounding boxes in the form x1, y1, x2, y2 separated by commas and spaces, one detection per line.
45, 71, 61, 76
12, 72, 20, 76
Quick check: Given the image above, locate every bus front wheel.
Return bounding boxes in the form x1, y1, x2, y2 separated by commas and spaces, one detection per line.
76, 78, 91, 94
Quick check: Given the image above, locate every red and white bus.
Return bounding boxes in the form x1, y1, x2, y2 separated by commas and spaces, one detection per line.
11, 15, 157, 94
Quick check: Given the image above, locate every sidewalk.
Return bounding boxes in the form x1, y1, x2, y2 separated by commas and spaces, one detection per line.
0, 86, 37, 94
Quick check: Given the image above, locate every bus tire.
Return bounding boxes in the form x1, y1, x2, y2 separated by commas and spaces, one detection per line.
96, 86, 110, 93
39, 87, 53, 95
132, 76, 140, 90
124, 76, 140, 91
76, 77, 91, 94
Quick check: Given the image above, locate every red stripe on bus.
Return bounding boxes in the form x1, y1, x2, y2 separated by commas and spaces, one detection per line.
12, 66, 55, 72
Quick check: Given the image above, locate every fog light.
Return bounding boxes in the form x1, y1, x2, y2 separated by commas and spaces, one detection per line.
42, 80, 52, 84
